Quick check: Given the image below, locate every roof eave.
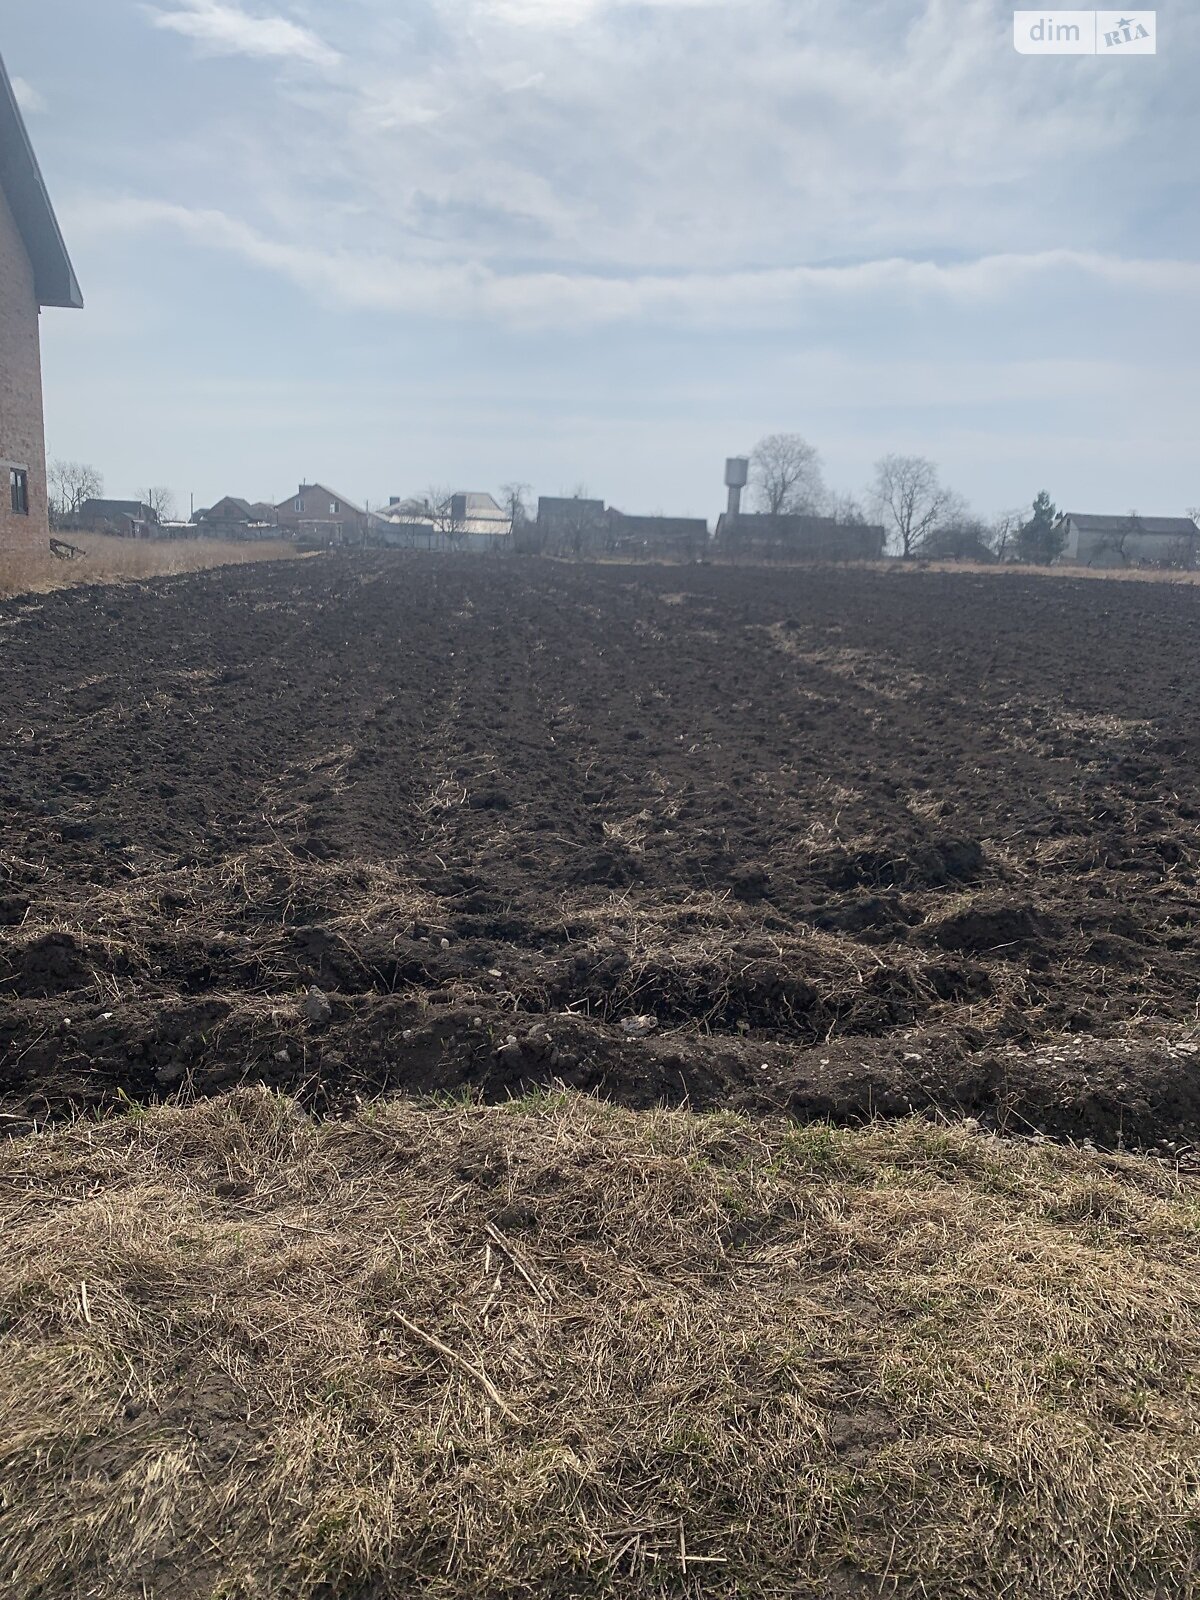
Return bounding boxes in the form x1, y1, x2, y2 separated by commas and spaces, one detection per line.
45, 258, 83, 311
0, 52, 83, 311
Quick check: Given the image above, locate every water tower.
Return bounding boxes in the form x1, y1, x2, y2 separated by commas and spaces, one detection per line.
724, 457, 749, 519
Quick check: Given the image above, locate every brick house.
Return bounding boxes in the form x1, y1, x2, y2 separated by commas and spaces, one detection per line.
274, 483, 373, 546
0, 52, 82, 551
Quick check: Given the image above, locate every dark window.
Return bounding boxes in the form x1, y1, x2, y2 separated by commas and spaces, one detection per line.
9, 468, 29, 516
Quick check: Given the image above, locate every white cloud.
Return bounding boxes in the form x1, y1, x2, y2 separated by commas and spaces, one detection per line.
239, 0, 1159, 281
475, 0, 736, 23
40, 0, 1200, 520
146, 1, 341, 68
11, 76, 46, 114
129, 0, 1197, 289
65, 195, 1200, 327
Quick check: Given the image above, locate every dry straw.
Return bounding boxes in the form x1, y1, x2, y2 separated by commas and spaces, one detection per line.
2, 1088, 1198, 1598
0, 534, 304, 599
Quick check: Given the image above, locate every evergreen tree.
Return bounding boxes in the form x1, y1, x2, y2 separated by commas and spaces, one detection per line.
1016, 491, 1065, 564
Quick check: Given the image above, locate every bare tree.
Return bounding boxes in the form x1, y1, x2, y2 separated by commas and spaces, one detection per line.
499, 481, 532, 534
47, 458, 102, 527
499, 482, 530, 526
750, 434, 826, 516
549, 488, 607, 556
828, 490, 868, 526
138, 486, 177, 523
384, 494, 435, 549
1092, 511, 1142, 568
871, 454, 958, 558
501, 481, 542, 552
414, 487, 466, 549
989, 508, 1025, 563
919, 513, 993, 562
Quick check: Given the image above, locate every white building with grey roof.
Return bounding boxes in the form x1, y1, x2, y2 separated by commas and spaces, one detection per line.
1055, 513, 1199, 569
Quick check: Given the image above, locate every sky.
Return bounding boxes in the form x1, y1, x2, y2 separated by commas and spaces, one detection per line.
6, 0, 1200, 521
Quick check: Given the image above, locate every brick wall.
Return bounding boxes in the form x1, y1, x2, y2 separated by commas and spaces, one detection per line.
275, 490, 372, 544
0, 182, 48, 553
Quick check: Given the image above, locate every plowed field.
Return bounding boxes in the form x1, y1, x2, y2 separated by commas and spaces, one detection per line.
4, 556, 1200, 1147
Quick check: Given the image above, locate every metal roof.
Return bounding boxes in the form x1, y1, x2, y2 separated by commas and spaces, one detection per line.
277, 483, 365, 516
537, 496, 606, 521
0, 51, 82, 309
79, 498, 155, 518
455, 491, 505, 515
1060, 513, 1199, 536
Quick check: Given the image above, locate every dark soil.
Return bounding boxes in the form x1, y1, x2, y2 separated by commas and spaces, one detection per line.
3, 556, 1200, 1148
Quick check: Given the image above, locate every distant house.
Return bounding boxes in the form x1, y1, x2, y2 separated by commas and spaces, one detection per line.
199, 496, 254, 524
376, 518, 438, 550
1055, 513, 1199, 569
714, 512, 886, 562
374, 500, 438, 550
76, 498, 160, 538
536, 496, 609, 552
0, 51, 82, 551
375, 491, 511, 552
534, 496, 707, 558
195, 497, 279, 538
274, 483, 373, 546
449, 491, 511, 543
608, 511, 710, 559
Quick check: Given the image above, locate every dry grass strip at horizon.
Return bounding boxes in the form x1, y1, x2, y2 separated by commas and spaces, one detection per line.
0, 533, 304, 599
7, 539, 1200, 603
1, 1089, 1198, 1599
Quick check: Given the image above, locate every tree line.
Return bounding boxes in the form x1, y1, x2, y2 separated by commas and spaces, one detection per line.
46, 459, 178, 528
747, 433, 1069, 563
52, 442, 1182, 568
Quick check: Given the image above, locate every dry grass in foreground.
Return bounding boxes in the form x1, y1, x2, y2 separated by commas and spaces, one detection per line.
868, 558, 1200, 584
0, 534, 303, 599
1, 1092, 1198, 1600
